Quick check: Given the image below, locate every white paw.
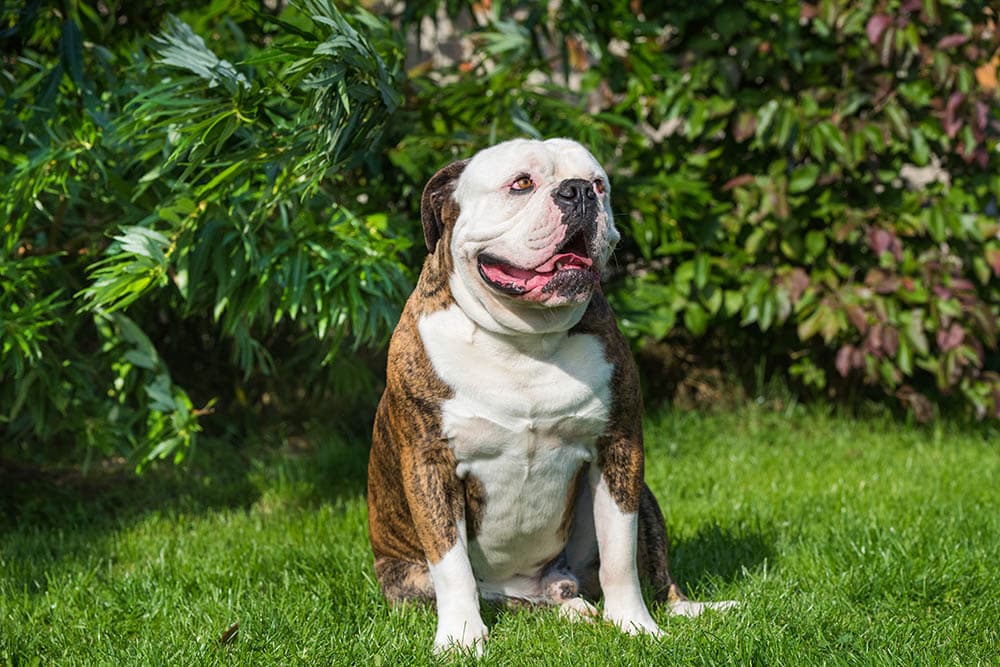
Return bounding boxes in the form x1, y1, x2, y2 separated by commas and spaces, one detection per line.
558, 596, 600, 623
603, 603, 663, 637
432, 615, 489, 656
669, 599, 740, 618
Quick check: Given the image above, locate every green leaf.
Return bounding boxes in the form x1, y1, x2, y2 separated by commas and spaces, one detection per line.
884, 102, 910, 139
755, 100, 780, 140
144, 436, 183, 463
684, 302, 709, 336
648, 309, 676, 340
197, 160, 244, 197
145, 374, 177, 412
745, 228, 768, 255
789, 164, 821, 193
926, 204, 947, 242
59, 20, 84, 88
115, 227, 170, 263
798, 307, 823, 341
153, 15, 249, 90
973, 257, 990, 285
902, 310, 929, 356
805, 230, 827, 260
774, 287, 792, 324
674, 260, 696, 291
879, 358, 899, 388
775, 108, 796, 147
510, 103, 542, 139
897, 339, 913, 375
911, 128, 929, 166
724, 290, 744, 317
759, 293, 776, 332
704, 286, 723, 315
816, 122, 850, 163
124, 350, 157, 371
694, 254, 710, 290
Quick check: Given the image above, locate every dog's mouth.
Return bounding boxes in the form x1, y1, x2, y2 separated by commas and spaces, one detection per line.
476, 231, 599, 300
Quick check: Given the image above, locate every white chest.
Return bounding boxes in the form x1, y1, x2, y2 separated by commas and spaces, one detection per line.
419, 305, 613, 590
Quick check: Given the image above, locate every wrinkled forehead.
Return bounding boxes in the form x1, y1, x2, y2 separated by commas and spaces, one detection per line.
456, 139, 607, 196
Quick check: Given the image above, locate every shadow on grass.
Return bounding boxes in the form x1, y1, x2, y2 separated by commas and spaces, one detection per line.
0, 422, 375, 596
667, 523, 775, 596
0, 420, 372, 535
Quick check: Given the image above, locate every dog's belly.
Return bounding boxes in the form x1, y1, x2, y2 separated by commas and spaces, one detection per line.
457, 419, 593, 594
420, 305, 613, 598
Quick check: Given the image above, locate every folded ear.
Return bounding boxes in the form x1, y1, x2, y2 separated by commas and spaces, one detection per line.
420, 159, 469, 253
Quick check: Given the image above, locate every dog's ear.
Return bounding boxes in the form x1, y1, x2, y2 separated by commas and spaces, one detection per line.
420, 159, 469, 253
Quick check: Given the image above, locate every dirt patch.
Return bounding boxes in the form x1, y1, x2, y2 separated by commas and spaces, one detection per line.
637, 339, 749, 410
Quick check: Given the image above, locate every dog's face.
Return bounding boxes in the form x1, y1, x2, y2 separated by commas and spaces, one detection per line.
422, 138, 619, 334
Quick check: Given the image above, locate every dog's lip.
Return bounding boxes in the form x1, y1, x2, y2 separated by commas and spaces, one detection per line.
476, 235, 598, 298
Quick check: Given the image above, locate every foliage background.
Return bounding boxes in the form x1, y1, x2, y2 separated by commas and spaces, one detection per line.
1, 0, 998, 467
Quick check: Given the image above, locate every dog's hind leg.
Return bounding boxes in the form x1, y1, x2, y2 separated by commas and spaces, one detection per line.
637, 483, 687, 604
638, 484, 739, 617
374, 557, 436, 604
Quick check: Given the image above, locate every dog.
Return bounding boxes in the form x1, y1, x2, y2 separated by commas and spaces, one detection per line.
367, 138, 730, 654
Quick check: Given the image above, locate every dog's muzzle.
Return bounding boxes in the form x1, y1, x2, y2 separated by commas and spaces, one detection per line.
476, 177, 606, 303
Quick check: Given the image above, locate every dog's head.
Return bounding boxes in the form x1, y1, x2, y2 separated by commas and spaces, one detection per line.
421, 138, 619, 334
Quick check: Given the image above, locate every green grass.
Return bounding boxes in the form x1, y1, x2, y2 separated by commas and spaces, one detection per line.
2, 407, 999, 665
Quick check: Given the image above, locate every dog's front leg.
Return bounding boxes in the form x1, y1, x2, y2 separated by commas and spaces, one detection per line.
591, 456, 662, 636
400, 445, 487, 654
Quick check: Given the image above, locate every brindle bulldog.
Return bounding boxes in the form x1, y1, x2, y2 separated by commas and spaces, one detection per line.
367, 138, 733, 654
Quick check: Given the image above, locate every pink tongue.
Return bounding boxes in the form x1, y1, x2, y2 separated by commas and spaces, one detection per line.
481, 252, 592, 292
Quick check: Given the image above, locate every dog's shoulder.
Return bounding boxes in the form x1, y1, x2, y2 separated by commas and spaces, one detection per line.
384, 268, 455, 409
572, 290, 643, 452
570, 290, 636, 382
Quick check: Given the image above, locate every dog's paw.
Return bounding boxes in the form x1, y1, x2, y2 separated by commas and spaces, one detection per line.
432, 616, 489, 657
542, 573, 580, 603
603, 603, 663, 638
669, 599, 740, 618
558, 596, 600, 623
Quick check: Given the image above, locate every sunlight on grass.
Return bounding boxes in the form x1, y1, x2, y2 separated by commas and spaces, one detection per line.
2, 407, 998, 664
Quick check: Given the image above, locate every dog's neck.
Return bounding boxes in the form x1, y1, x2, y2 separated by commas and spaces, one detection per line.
448, 270, 589, 337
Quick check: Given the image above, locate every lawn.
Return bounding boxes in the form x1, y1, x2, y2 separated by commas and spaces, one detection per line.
2, 406, 998, 665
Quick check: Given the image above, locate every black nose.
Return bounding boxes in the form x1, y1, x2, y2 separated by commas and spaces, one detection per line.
555, 178, 596, 203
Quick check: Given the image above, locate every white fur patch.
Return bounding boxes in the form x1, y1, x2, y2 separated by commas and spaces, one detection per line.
559, 596, 600, 622
427, 522, 488, 654
592, 474, 662, 636
670, 599, 740, 617
419, 304, 613, 599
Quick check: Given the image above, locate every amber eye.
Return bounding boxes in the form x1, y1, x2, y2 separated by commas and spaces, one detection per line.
510, 175, 534, 193
594, 178, 606, 195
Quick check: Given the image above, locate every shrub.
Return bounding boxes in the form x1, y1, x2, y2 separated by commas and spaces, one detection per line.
1, 0, 997, 468
395, 0, 1000, 420
1, 1, 410, 465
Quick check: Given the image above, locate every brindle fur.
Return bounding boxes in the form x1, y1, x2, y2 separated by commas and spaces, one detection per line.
367, 165, 463, 600
368, 159, 685, 605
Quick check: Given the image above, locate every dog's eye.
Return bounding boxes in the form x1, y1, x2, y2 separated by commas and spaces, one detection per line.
510, 175, 535, 193
594, 178, 606, 195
